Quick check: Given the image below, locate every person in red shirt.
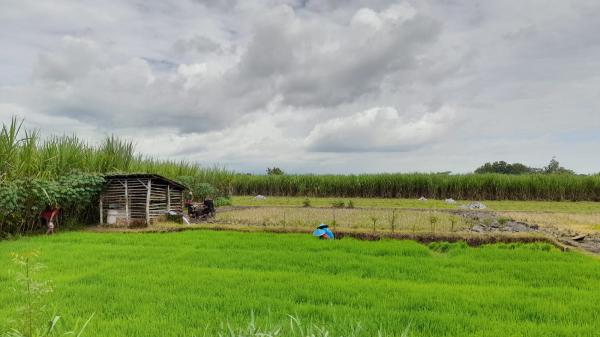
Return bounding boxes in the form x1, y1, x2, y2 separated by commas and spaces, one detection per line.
40, 205, 60, 235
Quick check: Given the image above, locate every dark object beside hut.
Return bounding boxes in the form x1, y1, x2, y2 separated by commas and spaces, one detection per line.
99, 174, 187, 226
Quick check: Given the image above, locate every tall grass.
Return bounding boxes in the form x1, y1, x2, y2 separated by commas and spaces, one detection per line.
0, 117, 233, 236
4, 117, 600, 202
231, 173, 600, 201
0, 117, 234, 186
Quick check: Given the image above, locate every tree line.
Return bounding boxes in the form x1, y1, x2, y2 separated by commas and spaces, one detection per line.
474, 158, 575, 175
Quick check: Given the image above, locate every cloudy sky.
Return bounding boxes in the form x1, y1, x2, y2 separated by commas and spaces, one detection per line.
1, 0, 599, 174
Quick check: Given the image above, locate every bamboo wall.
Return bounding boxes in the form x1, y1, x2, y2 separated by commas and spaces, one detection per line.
99, 177, 184, 226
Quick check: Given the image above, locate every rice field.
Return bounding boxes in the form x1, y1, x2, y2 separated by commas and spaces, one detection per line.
216, 207, 470, 233
1, 231, 600, 337
222, 197, 600, 238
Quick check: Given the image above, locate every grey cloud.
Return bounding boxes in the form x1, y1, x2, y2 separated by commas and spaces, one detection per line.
2, 2, 445, 135
235, 3, 441, 107
33, 37, 101, 82
1, 0, 600, 173
173, 35, 221, 55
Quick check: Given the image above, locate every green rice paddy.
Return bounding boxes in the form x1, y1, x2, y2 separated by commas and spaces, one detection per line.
1, 231, 600, 337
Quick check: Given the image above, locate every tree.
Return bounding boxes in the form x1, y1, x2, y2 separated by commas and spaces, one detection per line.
266, 167, 284, 175
474, 161, 535, 174
474, 158, 574, 175
544, 157, 574, 175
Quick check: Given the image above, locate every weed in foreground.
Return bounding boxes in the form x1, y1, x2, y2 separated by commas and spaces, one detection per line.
209, 315, 410, 337
3, 251, 93, 337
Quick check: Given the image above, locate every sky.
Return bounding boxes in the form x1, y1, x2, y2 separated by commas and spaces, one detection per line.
1, 0, 599, 174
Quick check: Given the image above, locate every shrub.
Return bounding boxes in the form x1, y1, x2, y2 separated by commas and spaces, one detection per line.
331, 200, 345, 208
302, 198, 311, 207
0, 174, 104, 236
177, 177, 222, 200
215, 196, 232, 207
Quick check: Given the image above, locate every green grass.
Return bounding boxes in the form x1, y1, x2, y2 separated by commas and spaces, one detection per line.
231, 196, 600, 213
1, 231, 600, 337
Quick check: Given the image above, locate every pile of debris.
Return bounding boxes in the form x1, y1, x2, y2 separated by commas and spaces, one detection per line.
463, 211, 539, 233
461, 201, 487, 210
459, 210, 600, 254
544, 228, 600, 254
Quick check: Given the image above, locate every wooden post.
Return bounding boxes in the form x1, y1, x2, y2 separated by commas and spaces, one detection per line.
167, 185, 171, 211
99, 197, 103, 225
125, 180, 130, 226
146, 179, 151, 225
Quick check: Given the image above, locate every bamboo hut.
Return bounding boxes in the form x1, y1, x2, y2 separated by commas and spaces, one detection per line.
99, 174, 187, 226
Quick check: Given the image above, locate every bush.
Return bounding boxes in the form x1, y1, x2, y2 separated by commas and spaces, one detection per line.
0, 174, 104, 236
177, 177, 221, 200
347, 200, 355, 208
302, 198, 311, 207
331, 200, 345, 208
215, 196, 232, 207
195, 182, 218, 199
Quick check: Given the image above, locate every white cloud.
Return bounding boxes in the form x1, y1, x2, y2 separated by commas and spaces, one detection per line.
305, 106, 456, 152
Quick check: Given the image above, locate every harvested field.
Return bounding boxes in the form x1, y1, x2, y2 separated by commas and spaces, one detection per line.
215, 206, 470, 232
498, 211, 600, 233
231, 196, 600, 213
206, 205, 600, 254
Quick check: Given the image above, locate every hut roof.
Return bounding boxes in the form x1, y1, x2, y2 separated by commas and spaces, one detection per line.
104, 173, 188, 190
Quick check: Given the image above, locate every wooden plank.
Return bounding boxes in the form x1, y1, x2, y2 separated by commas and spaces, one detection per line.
125, 180, 130, 226
146, 179, 151, 225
